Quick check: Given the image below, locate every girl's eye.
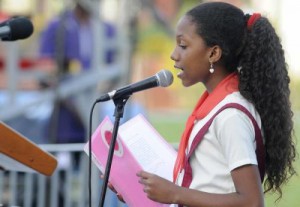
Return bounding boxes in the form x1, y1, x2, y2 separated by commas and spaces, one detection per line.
179, 45, 187, 49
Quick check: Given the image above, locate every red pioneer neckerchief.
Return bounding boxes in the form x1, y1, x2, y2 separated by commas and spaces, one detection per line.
173, 72, 239, 182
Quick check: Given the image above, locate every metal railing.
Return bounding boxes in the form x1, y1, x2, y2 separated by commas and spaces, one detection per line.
0, 143, 128, 207
0, 1, 143, 206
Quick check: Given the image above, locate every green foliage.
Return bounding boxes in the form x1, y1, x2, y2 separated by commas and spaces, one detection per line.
290, 76, 300, 111
265, 113, 300, 206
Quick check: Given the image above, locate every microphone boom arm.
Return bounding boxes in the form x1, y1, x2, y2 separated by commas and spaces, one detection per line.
96, 76, 158, 102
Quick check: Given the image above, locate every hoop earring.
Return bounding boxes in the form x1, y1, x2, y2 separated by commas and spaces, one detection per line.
209, 61, 214, 73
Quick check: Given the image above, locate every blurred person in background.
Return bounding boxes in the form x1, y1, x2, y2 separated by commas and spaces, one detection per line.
38, 0, 117, 144
38, 1, 120, 205
39, 0, 116, 73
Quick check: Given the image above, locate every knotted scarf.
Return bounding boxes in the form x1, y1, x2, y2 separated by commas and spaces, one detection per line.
173, 72, 239, 182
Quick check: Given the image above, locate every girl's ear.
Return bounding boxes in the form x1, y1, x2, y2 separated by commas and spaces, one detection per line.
208, 45, 222, 63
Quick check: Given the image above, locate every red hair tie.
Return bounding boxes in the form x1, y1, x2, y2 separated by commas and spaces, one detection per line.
247, 13, 261, 30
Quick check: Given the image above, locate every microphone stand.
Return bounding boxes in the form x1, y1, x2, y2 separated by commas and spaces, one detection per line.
98, 95, 130, 207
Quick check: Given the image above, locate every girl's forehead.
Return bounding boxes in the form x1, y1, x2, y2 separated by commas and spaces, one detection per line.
175, 16, 198, 39
176, 15, 192, 28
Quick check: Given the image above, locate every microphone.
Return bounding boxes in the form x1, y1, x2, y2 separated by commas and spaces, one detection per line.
97, 69, 173, 102
0, 17, 34, 41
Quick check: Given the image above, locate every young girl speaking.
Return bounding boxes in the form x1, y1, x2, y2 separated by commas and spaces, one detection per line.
137, 2, 296, 207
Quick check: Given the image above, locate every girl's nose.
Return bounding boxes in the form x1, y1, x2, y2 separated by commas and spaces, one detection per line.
170, 48, 178, 61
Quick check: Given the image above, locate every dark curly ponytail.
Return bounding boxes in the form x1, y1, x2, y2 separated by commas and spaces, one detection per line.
186, 2, 296, 198
239, 15, 296, 196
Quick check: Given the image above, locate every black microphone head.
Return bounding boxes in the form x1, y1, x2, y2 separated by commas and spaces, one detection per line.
156, 69, 173, 87
2, 17, 34, 41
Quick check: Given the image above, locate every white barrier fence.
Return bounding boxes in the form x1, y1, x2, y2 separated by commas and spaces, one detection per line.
0, 143, 127, 207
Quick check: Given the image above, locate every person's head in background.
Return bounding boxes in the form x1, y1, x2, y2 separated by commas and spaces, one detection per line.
73, 0, 95, 22
171, 1, 295, 198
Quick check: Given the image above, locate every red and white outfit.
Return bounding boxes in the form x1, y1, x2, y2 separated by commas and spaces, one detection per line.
176, 91, 263, 192
173, 73, 265, 201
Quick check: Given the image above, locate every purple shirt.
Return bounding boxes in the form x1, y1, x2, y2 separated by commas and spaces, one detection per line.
39, 11, 117, 143
39, 10, 116, 70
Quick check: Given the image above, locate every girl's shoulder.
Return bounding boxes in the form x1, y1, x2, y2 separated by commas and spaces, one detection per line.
209, 92, 262, 128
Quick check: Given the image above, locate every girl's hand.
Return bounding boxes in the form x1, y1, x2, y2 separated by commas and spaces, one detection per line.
137, 170, 179, 204
100, 175, 125, 203
108, 182, 125, 203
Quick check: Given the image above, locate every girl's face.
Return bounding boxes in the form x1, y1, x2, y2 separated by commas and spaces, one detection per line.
171, 15, 212, 87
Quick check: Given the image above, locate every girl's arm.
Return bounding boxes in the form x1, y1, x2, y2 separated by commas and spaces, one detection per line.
137, 164, 264, 207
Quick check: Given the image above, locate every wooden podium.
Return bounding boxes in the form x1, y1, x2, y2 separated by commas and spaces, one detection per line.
0, 122, 57, 176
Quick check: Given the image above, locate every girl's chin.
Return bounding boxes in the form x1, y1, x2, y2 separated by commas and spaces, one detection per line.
177, 71, 184, 79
